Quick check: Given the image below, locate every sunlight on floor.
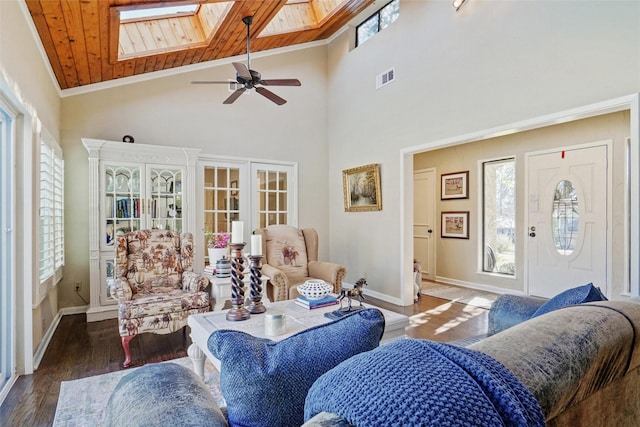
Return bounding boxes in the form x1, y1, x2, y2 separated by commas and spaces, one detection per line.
407, 301, 486, 336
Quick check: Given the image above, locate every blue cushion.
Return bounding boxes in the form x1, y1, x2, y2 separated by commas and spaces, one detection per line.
532, 283, 607, 318
304, 339, 544, 426
208, 308, 385, 427
105, 362, 228, 427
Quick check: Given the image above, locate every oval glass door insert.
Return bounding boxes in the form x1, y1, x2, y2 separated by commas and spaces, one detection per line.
551, 180, 579, 255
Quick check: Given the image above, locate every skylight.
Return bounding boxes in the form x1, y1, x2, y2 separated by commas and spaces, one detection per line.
120, 4, 199, 21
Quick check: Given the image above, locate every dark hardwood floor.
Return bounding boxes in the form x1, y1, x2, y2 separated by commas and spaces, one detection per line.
0, 293, 487, 427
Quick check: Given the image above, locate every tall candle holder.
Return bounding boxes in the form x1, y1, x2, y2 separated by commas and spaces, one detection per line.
226, 242, 250, 321
247, 255, 266, 314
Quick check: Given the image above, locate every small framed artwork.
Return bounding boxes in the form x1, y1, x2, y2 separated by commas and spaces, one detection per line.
230, 180, 238, 196
441, 171, 469, 200
441, 211, 469, 239
342, 163, 382, 212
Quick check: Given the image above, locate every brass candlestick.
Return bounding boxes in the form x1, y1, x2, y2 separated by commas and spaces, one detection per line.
247, 254, 266, 314
226, 242, 250, 321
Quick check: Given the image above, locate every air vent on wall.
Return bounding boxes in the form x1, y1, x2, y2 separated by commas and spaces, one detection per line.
375, 68, 395, 89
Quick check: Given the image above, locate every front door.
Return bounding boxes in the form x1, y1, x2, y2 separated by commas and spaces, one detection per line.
526, 144, 608, 298
413, 169, 436, 281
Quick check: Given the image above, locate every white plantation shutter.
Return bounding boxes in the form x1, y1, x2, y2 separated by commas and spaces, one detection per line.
39, 136, 64, 286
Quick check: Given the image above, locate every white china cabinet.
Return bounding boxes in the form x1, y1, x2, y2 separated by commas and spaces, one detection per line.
82, 138, 200, 321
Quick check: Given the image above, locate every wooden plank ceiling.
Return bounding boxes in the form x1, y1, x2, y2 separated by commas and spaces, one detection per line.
25, 0, 375, 91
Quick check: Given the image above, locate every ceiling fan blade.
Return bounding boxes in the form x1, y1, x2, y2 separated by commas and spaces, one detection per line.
191, 81, 233, 84
259, 79, 301, 87
223, 88, 246, 104
255, 87, 287, 105
232, 62, 252, 81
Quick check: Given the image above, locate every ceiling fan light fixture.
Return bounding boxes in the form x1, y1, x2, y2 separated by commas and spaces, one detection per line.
452, 0, 467, 11
190, 15, 301, 105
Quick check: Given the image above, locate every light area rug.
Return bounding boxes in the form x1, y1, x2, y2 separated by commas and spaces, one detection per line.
53, 357, 223, 427
421, 282, 499, 309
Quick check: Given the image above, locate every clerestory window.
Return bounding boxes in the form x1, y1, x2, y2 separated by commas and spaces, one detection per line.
356, 0, 400, 47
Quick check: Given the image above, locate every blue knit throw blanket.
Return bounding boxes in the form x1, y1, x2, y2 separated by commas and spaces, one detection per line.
304, 339, 544, 427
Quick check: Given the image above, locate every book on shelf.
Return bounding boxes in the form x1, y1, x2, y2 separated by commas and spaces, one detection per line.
295, 295, 339, 310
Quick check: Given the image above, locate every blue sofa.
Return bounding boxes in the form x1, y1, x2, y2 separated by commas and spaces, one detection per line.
105, 293, 640, 427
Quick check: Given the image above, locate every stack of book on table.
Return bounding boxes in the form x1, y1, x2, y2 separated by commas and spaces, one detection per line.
203, 265, 215, 275
295, 295, 339, 310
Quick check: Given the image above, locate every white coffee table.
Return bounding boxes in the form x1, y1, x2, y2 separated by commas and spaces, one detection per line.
187, 298, 409, 377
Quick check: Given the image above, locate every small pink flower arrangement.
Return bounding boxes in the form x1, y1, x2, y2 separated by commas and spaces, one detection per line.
206, 232, 230, 249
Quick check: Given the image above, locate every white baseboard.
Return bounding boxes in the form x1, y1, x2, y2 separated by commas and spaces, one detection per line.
0, 375, 18, 407
32, 305, 88, 370
60, 305, 89, 316
434, 276, 525, 296
363, 288, 404, 306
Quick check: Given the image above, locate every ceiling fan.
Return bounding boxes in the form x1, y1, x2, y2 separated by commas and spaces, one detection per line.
191, 16, 301, 105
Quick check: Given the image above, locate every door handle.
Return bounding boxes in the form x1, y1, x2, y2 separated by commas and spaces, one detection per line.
529, 226, 536, 237
427, 229, 433, 234
529, 232, 536, 237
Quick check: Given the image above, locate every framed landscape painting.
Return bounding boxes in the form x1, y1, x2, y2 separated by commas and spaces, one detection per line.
342, 164, 382, 212
441, 211, 469, 239
441, 171, 469, 200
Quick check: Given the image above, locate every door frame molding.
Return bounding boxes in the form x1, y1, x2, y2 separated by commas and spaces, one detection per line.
401, 93, 639, 306
523, 140, 613, 297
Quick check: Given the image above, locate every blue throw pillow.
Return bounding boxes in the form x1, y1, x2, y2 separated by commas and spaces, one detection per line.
532, 283, 607, 318
208, 308, 385, 427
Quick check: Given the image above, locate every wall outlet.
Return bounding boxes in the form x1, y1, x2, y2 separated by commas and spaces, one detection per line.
74, 280, 81, 291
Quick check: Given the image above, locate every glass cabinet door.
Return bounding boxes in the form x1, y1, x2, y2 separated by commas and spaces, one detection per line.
104, 165, 142, 249
149, 167, 183, 232
101, 255, 117, 306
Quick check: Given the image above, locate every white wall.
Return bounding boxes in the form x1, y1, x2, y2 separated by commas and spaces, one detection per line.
327, 0, 640, 302
0, 0, 62, 372
60, 47, 330, 308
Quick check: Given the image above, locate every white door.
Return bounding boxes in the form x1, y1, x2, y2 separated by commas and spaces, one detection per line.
413, 169, 436, 281
526, 144, 608, 298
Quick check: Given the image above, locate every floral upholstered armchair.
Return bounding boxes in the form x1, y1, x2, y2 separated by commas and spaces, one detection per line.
111, 230, 210, 367
254, 225, 346, 301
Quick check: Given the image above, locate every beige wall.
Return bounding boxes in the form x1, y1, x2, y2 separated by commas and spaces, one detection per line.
59, 47, 330, 308
414, 112, 630, 297
1, 0, 61, 369
327, 0, 640, 301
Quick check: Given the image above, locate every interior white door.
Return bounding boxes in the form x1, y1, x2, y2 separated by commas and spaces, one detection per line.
527, 144, 608, 298
413, 169, 436, 281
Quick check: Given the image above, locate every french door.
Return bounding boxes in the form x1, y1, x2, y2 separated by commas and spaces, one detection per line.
526, 144, 609, 298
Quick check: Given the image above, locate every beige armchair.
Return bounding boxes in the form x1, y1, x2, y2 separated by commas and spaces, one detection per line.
254, 225, 346, 301
111, 230, 210, 367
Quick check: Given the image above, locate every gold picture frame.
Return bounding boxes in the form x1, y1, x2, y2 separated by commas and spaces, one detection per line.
342, 163, 382, 212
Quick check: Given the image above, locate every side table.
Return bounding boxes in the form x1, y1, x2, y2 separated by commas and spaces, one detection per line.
205, 273, 270, 311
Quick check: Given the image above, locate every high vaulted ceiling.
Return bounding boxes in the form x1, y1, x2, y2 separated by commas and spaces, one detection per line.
25, 0, 375, 91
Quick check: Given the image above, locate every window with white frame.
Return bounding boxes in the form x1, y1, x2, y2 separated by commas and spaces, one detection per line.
482, 158, 515, 275
252, 163, 295, 229
39, 134, 64, 287
202, 164, 242, 263
356, 0, 399, 47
